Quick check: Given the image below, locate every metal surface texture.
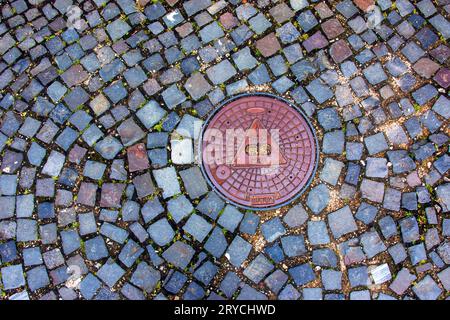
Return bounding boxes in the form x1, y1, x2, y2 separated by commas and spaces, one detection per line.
200, 93, 318, 210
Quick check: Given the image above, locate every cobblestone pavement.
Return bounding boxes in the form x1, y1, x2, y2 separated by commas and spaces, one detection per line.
0, 0, 449, 300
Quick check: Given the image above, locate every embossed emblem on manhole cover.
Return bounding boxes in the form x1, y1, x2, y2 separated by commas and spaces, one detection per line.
200, 93, 318, 210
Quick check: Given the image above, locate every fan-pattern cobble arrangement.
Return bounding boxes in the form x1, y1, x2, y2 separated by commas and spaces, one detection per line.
0, 0, 449, 300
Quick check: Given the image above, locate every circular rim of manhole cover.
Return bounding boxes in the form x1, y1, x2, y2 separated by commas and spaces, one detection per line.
199, 93, 319, 211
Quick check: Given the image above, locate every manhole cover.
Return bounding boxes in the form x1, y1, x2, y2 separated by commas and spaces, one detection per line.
200, 93, 318, 210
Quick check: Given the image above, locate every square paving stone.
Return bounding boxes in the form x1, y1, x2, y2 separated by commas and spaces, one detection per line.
408, 243, 427, 266
364, 133, 388, 155
363, 63, 388, 85
328, 206, 358, 239
153, 167, 181, 199
281, 235, 307, 257
161, 84, 186, 109
184, 72, 212, 101
95, 136, 123, 160
100, 223, 129, 244
42, 248, 64, 270
124, 66, 147, 88
0, 241, 17, 263
322, 269, 342, 290
26, 265, 50, 292
35, 178, 56, 198
83, 161, 106, 181
401, 41, 425, 64
322, 130, 345, 154
107, 19, 131, 42
307, 221, 330, 245
217, 205, 243, 232
23, 247, 43, 267
122, 201, 140, 222
179, 167, 209, 199
99, 183, 125, 208
164, 271, 187, 294
248, 64, 271, 85
389, 243, 408, 265
117, 118, 145, 147
265, 269, 288, 295
330, 39, 353, 63
360, 230, 387, 258
255, 33, 281, 58
199, 21, 224, 43
412, 84, 438, 106
78, 212, 97, 236
162, 241, 195, 269
132, 173, 155, 199
60, 229, 81, 255
388, 267, 416, 296
183, 213, 213, 242
312, 248, 338, 268
276, 22, 300, 44
204, 227, 228, 258
61, 65, 89, 87
361, 179, 385, 203
239, 211, 260, 235
261, 217, 286, 243
16, 219, 38, 242
0, 196, 15, 219
196, 192, 224, 220
97, 259, 125, 288
226, 236, 252, 267
127, 143, 149, 172
265, 244, 285, 264
320, 158, 344, 186
306, 184, 330, 214
400, 216, 420, 243
303, 31, 329, 53
79, 273, 101, 300
387, 150, 416, 174
232, 47, 258, 71
289, 264, 316, 286
348, 266, 370, 288
1, 264, 25, 290
130, 262, 160, 293
40, 223, 58, 245
366, 157, 388, 178
317, 108, 342, 131
147, 218, 175, 247
413, 275, 442, 300
136, 100, 167, 129
206, 60, 237, 85
243, 254, 274, 284
85, 236, 108, 261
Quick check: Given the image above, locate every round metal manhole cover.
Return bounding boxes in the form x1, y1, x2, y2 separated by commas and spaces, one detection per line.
200, 93, 318, 210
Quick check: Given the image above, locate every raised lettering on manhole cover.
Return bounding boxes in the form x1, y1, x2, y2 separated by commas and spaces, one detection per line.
200, 94, 318, 210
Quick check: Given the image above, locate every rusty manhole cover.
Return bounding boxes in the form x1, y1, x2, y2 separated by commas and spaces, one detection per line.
200, 93, 318, 210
